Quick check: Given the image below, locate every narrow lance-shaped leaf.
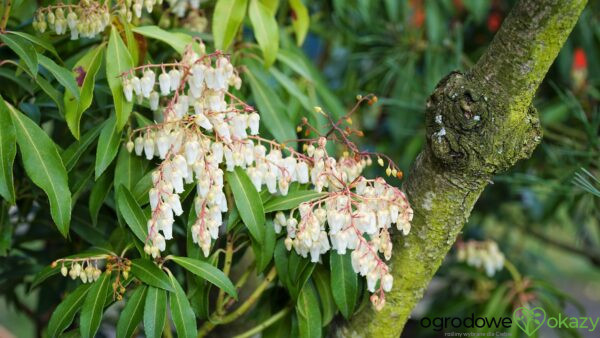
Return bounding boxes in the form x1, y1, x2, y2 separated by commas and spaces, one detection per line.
61, 122, 104, 172
114, 144, 147, 192
89, 170, 113, 225
116, 286, 148, 338
95, 114, 122, 179
130, 259, 173, 291
107, 26, 134, 130
38, 54, 80, 100
47, 284, 92, 337
144, 286, 167, 338
0, 34, 38, 77
311, 268, 336, 326
0, 96, 17, 204
7, 31, 60, 59
168, 272, 197, 338
64, 45, 105, 139
264, 190, 326, 213
329, 251, 358, 319
132, 26, 195, 55
243, 59, 296, 143
225, 167, 266, 243
80, 273, 112, 338
117, 186, 149, 243
289, 0, 310, 46
170, 256, 237, 299
212, 0, 248, 50
7, 104, 71, 236
249, 0, 280, 67
296, 281, 322, 338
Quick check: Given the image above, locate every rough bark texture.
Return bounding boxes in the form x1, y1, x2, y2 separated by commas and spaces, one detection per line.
341, 0, 588, 337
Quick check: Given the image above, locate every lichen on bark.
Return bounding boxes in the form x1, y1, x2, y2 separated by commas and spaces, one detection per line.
341, 0, 588, 337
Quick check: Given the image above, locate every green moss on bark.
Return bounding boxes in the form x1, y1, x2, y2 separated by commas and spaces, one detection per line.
343, 0, 588, 337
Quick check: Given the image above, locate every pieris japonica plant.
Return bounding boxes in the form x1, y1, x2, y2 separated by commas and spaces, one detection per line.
117, 44, 413, 310
0, 0, 417, 336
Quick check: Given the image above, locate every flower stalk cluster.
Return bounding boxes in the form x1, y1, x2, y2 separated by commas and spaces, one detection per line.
52, 255, 132, 300
33, 1, 110, 39
457, 240, 505, 277
121, 44, 413, 309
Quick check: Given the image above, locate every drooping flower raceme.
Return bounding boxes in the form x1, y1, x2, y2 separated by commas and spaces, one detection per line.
33, 0, 205, 39
457, 240, 505, 277
122, 44, 413, 309
33, 1, 110, 39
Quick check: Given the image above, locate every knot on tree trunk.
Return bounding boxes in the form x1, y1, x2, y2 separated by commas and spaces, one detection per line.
425, 71, 542, 176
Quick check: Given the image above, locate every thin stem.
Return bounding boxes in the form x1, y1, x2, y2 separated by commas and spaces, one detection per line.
232, 305, 292, 338
197, 266, 278, 337
216, 236, 234, 313
0, 0, 11, 32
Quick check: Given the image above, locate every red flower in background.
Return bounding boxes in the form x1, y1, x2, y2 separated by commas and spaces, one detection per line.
572, 48, 588, 71
571, 48, 588, 92
487, 11, 502, 32
410, 0, 425, 28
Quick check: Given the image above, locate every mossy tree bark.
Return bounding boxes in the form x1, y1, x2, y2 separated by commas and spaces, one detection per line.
342, 0, 588, 336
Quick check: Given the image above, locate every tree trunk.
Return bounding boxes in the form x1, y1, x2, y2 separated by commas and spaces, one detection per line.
342, 0, 588, 336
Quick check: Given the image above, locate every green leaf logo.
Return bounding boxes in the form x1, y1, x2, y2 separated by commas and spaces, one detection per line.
513, 307, 546, 336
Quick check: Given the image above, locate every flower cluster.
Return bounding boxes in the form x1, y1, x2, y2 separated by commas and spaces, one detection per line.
122, 45, 413, 310
273, 138, 413, 310
33, 1, 110, 39
117, 0, 204, 21
53, 255, 132, 299
58, 259, 103, 283
123, 46, 246, 257
457, 240, 505, 277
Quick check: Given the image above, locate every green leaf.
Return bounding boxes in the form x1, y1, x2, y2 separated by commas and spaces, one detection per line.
170, 256, 237, 299
225, 166, 266, 243
253, 218, 276, 272
116, 286, 148, 338
114, 144, 147, 192
64, 45, 104, 139
7, 104, 71, 236
132, 26, 194, 55
244, 59, 296, 143
132, 170, 153, 204
274, 239, 291, 289
7, 31, 60, 59
0, 33, 38, 77
312, 268, 335, 326
117, 186, 149, 243
212, 0, 249, 50
35, 75, 65, 115
249, 0, 279, 67
264, 190, 325, 213
289, 0, 310, 45
95, 114, 122, 179
131, 259, 173, 291
296, 281, 322, 338
89, 169, 113, 225
0, 96, 16, 204
38, 54, 80, 100
168, 272, 197, 338
80, 273, 112, 338
288, 250, 315, 298
144, 286, 167, 338
47, 284, 92, 337
269, 67, 312, 112
107, 26, 134, 130
329, 252, 357, 319
61, 122, 104, 172
261, 0, 279, 14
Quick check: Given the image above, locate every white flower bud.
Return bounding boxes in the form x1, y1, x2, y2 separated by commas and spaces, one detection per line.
169, 69, 181, 92
149, 91, 159, 110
